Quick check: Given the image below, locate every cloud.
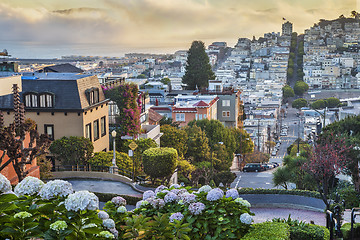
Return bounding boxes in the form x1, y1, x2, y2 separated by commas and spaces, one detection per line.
0, 0, 357, 57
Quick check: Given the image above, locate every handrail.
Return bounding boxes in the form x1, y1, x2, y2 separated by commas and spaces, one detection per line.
326, 208, 343, 240
351, 207, 360, 240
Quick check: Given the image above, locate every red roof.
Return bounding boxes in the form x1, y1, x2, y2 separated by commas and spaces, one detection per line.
173, 107, 197, 112
193, 100, 209, 107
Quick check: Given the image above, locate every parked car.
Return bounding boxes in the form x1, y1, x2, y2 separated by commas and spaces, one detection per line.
262, 163, 273, 169
243, 163, 266, 172
271, 151, 277, 156
270, 162, 279, 167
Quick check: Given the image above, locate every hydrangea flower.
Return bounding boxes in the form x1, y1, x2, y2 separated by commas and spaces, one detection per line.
65, 190, 99, 212
198, 185, 212, 193
151, 198, 165, 209
188, 202, 206, 215
235, 197, 251, 208
170, 183, 181, 189
143, 190, 155, 200
169, 212, 184, 222
14, 211, 32, 219
170, 189, 180, 195
155, 185, 168, 194
164, 192, 178, 203
38, 180, 73, 199
103, 219, 116, 229
177, 188, 188, 195
178, 193, 196, 204
14, 176, 44, 196
111, 196, 126, 206
50, 221, 68, 232
109, 228, 118, 239
136, 200, 149, 209
98, 211, 110, 220
117, 206, 127, 213
0, 173, 11, 193
97, 231, 115, 239
225, 189, 239, 199
206, 188, 224, 201
240, 213, 253, 224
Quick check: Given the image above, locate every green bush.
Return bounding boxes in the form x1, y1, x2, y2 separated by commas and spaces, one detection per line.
341, 223, 360, 240
89, 151, 133, 172
334, 184, 360, 209
290, 224, 329, 240
242, 222, 290, 240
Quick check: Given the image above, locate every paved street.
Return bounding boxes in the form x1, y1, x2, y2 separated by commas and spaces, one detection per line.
231, 105, 302, 189
68, 179, 141, 196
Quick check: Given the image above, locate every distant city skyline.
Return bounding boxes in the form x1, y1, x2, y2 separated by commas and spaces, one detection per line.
0, 0, 357, 58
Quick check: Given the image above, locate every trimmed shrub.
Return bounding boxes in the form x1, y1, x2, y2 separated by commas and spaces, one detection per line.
290, 224, 329, 240
242, 222, 290, 240
92, 192, 141, 205
341, 223, 360, 240
89, 151, 133, 172
143, 147, 178, 183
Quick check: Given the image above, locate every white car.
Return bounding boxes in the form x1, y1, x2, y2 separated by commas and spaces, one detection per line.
271, 151, 277, 156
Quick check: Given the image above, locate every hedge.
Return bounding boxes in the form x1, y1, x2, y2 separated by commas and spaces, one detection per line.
242, 222, 290, 240
341, 223, 360, 240
92, 191, 141, 205
290, 224, 329, 240
238, 188, 321, 199
143, 147, 178, 180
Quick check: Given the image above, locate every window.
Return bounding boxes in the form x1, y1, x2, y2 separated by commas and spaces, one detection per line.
24, 93, 38, 108
203, 114, 207, 119
39, 93, 54, 108
195, 114, 198, 120
222, 100, 230, 106
100, 116, 106, 136
85, 123, 92, 141
44, 124, 54, 140
222, 111, 230, 117
199, 114, 203, 120
93, 120, 99, 141
89, 88, 99, 105
175, 113, 185, 122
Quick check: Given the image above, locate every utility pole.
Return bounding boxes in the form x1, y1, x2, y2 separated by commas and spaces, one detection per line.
257, 119, 260, 151
267, 125, 271, 154
297, 116, 300, 156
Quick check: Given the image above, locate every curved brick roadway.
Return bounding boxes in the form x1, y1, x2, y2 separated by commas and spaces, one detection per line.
251, 208, 326, 226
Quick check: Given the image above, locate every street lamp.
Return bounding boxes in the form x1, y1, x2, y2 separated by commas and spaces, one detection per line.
110, 130, 118, 174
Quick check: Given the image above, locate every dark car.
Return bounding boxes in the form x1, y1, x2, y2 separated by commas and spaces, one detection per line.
243, 163, 266, 172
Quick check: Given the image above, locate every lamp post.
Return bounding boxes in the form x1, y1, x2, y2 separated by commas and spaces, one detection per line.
235, 153, 242, 171
110, 130, 118, 174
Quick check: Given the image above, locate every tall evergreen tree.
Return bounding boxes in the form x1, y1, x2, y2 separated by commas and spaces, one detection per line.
182, 41, 215, 90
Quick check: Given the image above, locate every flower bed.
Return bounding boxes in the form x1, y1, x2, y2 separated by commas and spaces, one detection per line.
0, 174, 257, 239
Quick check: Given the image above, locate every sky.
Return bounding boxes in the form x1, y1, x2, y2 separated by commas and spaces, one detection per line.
0, 0, 357, 58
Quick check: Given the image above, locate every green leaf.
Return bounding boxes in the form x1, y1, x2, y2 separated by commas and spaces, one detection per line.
0, 202, 18, 212
0, 194, 18, 202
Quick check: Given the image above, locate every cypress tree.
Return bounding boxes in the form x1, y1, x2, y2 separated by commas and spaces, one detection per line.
182, 41, 215, 90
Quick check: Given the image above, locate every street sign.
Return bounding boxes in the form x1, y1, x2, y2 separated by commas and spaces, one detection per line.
121, 135, 133, 140
128, 150, 133, 157
128, 141, 138, 151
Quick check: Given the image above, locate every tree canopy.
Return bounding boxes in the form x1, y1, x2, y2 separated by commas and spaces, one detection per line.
160, 124, 188, 158
282, 85, 295, 99
49, 136, 93, 166
311, 99, 327, 110
292, 98, 308, 109
293, 81, 309, 96
182, 41, 215, 90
